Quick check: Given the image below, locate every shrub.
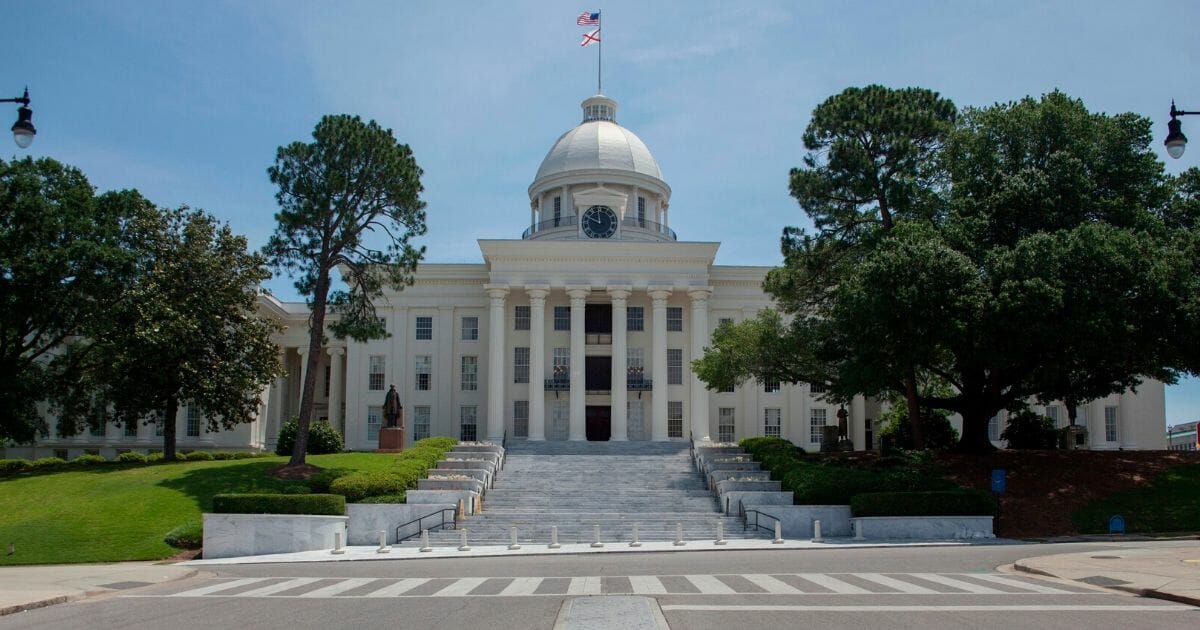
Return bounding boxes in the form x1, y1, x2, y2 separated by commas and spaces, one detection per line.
1001, 410, 1058, 449
274, 419, 344, 456
878, 406, 959, 450
329, 470, 418, 502
281, 485, 312, 494
211, 493, 345, 515
116, 451, 148, 463
163, 521, 203, 549
30, 457, 67, 470
146, 452, 164, 463
232, 451, 266, 459
784, 466, 882, 504
210, 452, 236, 460
851, 490, 999, 517
416, 436, 457, 451
181, 451, 214, 461
72, 454, 108, 465
307, 468, 352, 494
0, 459, 30, 473
357, 494, 407, 504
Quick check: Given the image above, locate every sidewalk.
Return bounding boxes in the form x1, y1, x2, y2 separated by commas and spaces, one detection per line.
0, 562, 197, 616
1015, 544, 1200, 606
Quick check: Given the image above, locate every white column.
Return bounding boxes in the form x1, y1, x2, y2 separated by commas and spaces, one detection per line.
609, 286, 631, 441
1118, 392, 1138, 450
296, 346, 310, 411
527, 286, 549, 441
485, 284, 509, 441
649, 287, 672, 441
326, 347, 345, 438
265, 346, 287, 447
688, 287, 712, 443
567, 286, 589, 441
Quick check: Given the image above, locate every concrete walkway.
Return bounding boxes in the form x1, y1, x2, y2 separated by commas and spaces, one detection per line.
0, 562, 197, 616
1014, 544, 1200, 606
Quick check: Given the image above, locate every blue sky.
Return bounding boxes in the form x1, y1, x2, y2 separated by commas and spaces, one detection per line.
8, 0, 1199, 426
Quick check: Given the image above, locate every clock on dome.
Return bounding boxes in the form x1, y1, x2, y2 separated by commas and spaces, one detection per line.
581, 205, 618, 238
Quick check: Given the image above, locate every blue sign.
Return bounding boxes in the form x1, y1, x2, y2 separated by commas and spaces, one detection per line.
1108, 515, 1126, 534
990, 468, 1006, 494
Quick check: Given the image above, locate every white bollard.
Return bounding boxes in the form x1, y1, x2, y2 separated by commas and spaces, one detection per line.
773, 521, 784, 544
331, 531, 346, 555
591, 524, 604, 548
812, 519, 823, 542
508, 526, 521, 550
419, 529, 433, 552
853, 520, 865, 541
377, 530, 391, 554
714, 520, 727, 545
673, 522, 686, 546
458, 527, 471, 552
629, 523, 642, 547
549, 525, 561, 549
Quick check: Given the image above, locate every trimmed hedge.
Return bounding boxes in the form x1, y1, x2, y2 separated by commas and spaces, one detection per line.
116, 451, 148, 463
73, 454, 107, 465
30, 457, 67, 469
180, 451, 214, 461
211, 493, 346, 515
164, 521, 203, 549
275, 419, 344, 456
851, 490, 999, 517
0, 459, 30, 473
330, 470, 418, 502
321, 436, 458, 502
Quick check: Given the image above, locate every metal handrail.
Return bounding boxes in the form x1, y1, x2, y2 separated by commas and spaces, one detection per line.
395, 507, 457, 542
522, 216, 577, 239
619, 216, 677, 240
740, 502, 780, 535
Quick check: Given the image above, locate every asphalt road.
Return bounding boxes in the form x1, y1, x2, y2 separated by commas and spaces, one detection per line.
3, 543, 1195, 629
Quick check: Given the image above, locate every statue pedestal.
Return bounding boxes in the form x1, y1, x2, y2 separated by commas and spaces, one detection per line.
377, 427, 406, 453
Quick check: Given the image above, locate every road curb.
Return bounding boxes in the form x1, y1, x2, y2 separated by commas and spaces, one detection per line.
0, 595, 74, 617
1014, 559, 1200, 608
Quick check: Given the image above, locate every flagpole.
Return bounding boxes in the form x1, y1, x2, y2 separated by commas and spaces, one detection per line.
597, 10, 603, 93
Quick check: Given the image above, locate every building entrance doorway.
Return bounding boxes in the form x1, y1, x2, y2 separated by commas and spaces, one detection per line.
586, 405, 611, 441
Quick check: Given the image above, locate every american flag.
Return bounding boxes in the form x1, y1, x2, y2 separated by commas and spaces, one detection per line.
576, 11, 600, 26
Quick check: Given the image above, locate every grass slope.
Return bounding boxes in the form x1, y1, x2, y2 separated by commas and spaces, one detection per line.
1072, 464, 1200, 534
0, 453, 396, 565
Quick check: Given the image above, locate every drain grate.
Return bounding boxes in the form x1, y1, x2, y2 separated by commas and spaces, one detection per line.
1080, 576, 1130, 587
99, 581, 152, 590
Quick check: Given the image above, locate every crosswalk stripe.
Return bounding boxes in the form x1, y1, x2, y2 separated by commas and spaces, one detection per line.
170, 577, 269, 597
966, 574, 1074, 594
743, 574, 802, 594
856, 573, 938, 594
686, 574, 736, 594
296, 577, 376, 597
797, 573, 871, 594
361, 578, 430, 597
498, 577, 543, 596
567, 576, 602, 595
629, 576, 668, 595
432, 577, 487, 597
909, 573, 1005, 594
234, 578, 322, 597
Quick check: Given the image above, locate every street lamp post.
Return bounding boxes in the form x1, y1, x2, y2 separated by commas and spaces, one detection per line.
1164, 100, 1197, 159
1, 87, 35, 149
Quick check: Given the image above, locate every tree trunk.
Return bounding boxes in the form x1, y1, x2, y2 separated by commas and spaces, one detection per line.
955, 408, 997, 453
162, 395, 179, 461
904, 370, 923, 450
1065, 396, 1078, 426
289, 270, 331, 467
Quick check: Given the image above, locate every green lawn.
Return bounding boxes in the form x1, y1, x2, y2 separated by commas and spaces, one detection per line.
0, 452, 397, 565
1072, 464, 1200, 534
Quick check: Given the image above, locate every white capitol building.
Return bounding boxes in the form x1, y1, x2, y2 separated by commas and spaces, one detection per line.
7, 94, 1167, 458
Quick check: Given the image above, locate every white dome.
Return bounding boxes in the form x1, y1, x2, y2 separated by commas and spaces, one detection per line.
533, 95, 664, 183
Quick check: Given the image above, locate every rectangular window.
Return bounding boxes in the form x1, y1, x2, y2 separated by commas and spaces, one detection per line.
667, 348, 683, 385
988, 414, 1001, 441
764, 379, 780, 393
1105, 406, 1119, 442
155, 420, 165, 437
90, 423, 105, 438
718, 317, 734, 327
767, 408, 783, 439
552, 401, 570, 440
1045, 405, 1061, 427
324, 365, 331, 398
460, 406, 478, 441
809, 382, 827, 394
626, 347, 644, 370
806, 408, 825, 441
413, 406, 431, 441
368, 355, 386, 391
514, 306, 530, 331
628, 400, 645, 440
637, 196, 646, 226
1076, 406, 1088, 426
186, 406, 201, 438
367, 406, 381, 442
513, 347, 530, 384
461, 316, 479, 341
461, 355, 478, 391
666, 307, 683, 332
415, 316, 433, 340
415, 355, 431, 391
627, 306, 644, 331
124, 420, 138, 438
553, 347, 570, 381
719, 408, 736, 442
53, 448, 68, 460
513, 400, 529, 438
668, 401, 684, 438
553, 196, 562, 226
554, 306, 570, 331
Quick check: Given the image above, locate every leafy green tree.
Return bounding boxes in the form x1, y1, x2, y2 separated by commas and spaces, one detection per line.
85, 208, 281, 460
264, 115, 426, 467
0, 157, 148, 442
